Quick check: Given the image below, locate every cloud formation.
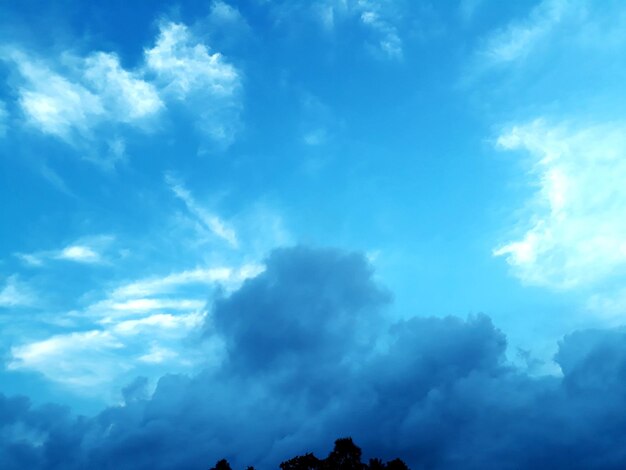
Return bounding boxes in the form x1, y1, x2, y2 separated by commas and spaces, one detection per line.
494, 120, 626, 289
2, 19, 242, 164
4, 247, 626, 469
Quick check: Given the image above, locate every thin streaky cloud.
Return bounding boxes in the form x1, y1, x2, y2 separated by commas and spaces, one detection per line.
166, 174, 239, 248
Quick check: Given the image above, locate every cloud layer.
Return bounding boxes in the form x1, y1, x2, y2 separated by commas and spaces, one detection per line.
3, 247, 626, 469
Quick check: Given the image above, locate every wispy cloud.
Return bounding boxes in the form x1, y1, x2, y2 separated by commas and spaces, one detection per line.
83, 52, 163, 122
16, 235, 114, 266
0, 276, 35, 308
1, 18, 242, 162
109, 265, 258, 299
8, 330, 127, 388
13, 53, 105, 140
479, 0, 565, 65
358, 2, 403, 60
8, 260, 260, 389
166, 174, 239, 248
145, 21, 242, 145
494, 119, 626, 289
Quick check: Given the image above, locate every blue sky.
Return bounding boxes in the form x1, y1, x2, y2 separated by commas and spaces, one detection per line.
3, 0, 626, 468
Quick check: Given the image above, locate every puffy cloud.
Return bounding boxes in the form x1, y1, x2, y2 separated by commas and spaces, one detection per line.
211, 246, 390, 374
493, 120, 626, 289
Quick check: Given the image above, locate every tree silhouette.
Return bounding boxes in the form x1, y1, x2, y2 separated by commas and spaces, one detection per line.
210, 458, 233, 470
211, 437, 410, 470
324, 438, 364, 470
280, 452, 323, 470
367, 458, 385, 470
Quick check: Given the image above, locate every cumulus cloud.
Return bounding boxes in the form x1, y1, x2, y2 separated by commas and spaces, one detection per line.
493, 120, 626, 289
5, 246, 626, 469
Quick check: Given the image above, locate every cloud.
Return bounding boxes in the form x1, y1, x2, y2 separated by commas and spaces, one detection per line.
108, 265, 258, 300
272, 0, 404, 60
211, 246, 390, 373
83, 52, 163, 122
56, 245, 101, 264
13, 53, 105, 140
8, 330, 127, 388
17, 235, 114, 266
145, 21, 242, 145
479, 0, 565, 65
493, 120, 626, 289
7, 246, 626, 468
0, 276, 35, 308
8, 259, 259, 391
357, 2, 403, 60
166, 175, 239, 248
2, 19, 242, 161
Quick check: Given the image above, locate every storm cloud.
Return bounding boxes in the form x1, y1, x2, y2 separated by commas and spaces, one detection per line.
2, 247, 626, 469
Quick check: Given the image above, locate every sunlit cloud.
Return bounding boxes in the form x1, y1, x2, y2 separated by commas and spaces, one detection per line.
494, 119, 626, 289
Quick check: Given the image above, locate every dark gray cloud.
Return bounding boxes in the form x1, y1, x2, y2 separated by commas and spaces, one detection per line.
3, 246, 626, 469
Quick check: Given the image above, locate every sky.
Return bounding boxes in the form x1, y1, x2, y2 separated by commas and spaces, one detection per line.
2, 0, 626, 468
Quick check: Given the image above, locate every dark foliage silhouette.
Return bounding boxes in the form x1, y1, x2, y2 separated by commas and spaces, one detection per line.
210, 459, 233, 470
214, 437, 409, 470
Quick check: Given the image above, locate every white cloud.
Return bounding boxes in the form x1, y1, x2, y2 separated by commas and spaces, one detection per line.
92, 298, 206, 321
587, 288, 626, 324
113, 312, 204, 336
9, 330, 127, 388
144, 21, 242, 146
109, 266, 244, 299
0, 276, 34, 308
358, 5, 403, 60
83, 52, 163, 121
57, 244, 101, 263
494, 119, 626, 289
3, 19, 242, 155
209, 1, 245, 26
138, 344, 179, 364
14, 54, 104, 140
312, 0, 403, 59
477, 0, 565, 65
18, 235, 113, 266
166, 175, 239, 248
145, 21, 239, 99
